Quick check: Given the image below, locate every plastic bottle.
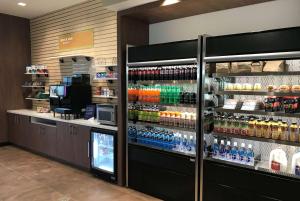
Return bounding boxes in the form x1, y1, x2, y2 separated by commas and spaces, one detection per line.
212, 139, 219, 157
183, 135, 188, 152
219, 140, 226, 158
246, 144, 255, 165
225, 141, 232, 159
231, 142, 238, 161
238, 143, 246, 162
189, 136, 195, 153
291, 152, 300, 176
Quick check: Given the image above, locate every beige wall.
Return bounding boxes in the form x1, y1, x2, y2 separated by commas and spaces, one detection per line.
30, 0, 117, 109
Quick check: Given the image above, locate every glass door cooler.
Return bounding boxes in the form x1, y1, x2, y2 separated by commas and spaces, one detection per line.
200, 31, 300, 187
90, 128, 117, 183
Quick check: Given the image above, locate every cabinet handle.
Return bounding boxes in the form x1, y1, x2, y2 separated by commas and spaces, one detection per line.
87, 141, 90, 158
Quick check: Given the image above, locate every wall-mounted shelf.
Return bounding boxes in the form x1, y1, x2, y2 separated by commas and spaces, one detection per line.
93, 78, 118, 81
209, 132, 300, 147
215, 107, 300, 118
128, 120, 196, 133
93, 95, 118, 99
213, 71, 300, 78
94, 64, 117, 67
25, 98, 49, 101
216, 90, 300, 96
22, 85, 46, 88
25, 73, 49, 75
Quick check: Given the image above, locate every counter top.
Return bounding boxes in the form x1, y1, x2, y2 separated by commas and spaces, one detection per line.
7, 109, 118, 131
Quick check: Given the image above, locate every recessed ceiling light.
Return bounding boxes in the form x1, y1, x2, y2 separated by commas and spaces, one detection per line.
17, 2, 27, 7
162, 0, 180, 6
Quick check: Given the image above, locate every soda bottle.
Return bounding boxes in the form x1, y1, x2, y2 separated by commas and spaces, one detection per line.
225, 141, 232, 159
219, 140, 226, 158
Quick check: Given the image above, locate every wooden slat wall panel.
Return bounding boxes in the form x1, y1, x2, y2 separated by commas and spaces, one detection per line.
30, 0, 117, 109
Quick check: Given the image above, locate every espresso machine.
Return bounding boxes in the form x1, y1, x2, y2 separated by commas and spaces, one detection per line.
50, 74, 92, 119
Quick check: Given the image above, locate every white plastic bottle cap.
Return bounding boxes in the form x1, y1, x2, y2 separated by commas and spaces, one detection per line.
214, 139, 218, 143
184, 135, 187, 138
227, 141, 231, 146
234, 142, 238, 146
221, 140, 225, 145
190, 136, 193, 140
241, 143, 245, 148
248, 144, 253, 149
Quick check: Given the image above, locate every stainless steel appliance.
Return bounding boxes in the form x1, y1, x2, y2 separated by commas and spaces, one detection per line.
96, 104, 117, 126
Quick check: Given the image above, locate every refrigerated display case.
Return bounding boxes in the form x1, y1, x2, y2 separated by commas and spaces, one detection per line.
200, 27, 300, 201
90, 128, 117, 183
126, 40, 200, 201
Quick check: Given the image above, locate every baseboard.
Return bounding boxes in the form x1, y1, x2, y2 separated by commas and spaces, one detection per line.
0, 142, 10, 147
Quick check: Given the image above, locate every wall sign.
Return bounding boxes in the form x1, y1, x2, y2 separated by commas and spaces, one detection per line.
59, 29, 94, 51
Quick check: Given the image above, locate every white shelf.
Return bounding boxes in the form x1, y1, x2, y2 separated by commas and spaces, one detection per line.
93, 95, 118, 99
25, 98, 49, 101
25, 73, 48, 75
22, 85, 46, 88
93, 78, 118, 81
94, 64, 117, 67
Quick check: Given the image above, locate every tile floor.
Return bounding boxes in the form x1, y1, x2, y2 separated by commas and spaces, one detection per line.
0, 146, 160, 201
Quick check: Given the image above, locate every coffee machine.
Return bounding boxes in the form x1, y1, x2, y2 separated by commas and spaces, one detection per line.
50, 74, 91, 118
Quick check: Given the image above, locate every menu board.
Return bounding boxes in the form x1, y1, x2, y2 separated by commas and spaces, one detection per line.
59, 29, 94, 51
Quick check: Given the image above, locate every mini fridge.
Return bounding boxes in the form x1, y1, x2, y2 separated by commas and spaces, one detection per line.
90, 128, 117, 183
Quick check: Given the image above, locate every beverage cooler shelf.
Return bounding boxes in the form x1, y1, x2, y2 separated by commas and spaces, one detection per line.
215, 107, 300, 118
128, 101, 196, 108
128, 141, 196, 158
216, 90, 300, 96
129, 80, 197, 83
209, 132, 300, 147
205, 157, 300, 180
128, 121, 196, 133
213, 71, 300, 78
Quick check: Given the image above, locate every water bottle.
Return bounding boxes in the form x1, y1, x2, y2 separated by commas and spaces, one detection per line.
189, 136, 195, 154
204, 137, 208, 157
238, 143, 246, 162
182, 135, 188, 152
231, 142, 238, 161
219, 140, 226, 158
225, 141, 232, 160
246, 144, 254, 164
212, 139, 219, 157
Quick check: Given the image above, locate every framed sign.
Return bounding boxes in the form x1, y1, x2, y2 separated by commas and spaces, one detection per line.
59, 29, 94, 51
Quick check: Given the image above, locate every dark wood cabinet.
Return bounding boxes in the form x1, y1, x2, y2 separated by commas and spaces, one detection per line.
56, 122, 90, 169
72, 125, 90, 169
7, 113, 30, 147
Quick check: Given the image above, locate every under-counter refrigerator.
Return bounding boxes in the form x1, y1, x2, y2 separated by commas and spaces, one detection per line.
90, 128, 117, 183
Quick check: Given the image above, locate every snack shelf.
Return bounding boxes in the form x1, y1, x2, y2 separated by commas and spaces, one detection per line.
128, 141, 196, 158
25, 98, 49, 101
215, 107, 300, 118
93, 95, 117, 99
216, 90, 300, 96
22, 85, 46, 88
128, 120, 196, 133
213, 71, 300, 78
93, 78, 118, 81
209, 132, 300, 147
25, 73, 49, 75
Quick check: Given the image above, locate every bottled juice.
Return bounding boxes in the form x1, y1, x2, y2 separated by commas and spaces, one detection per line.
160, 112, 166, 125
290, 123, 298, 142
255, 120, 262, 138
174, 112, 181, 127
280, 121, 289, 141
248, 118, 256, 136
271, 121, 280, 140
179, 113, 185, 128
264, 120, 271, 139
233, 116, 241, 135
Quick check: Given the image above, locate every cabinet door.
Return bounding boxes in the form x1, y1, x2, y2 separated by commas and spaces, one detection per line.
7, 114, 17, 144
19, 115, 30, 147
72, 125, 91, 169
56, 122, 73, 162
42, 125, 57, 157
